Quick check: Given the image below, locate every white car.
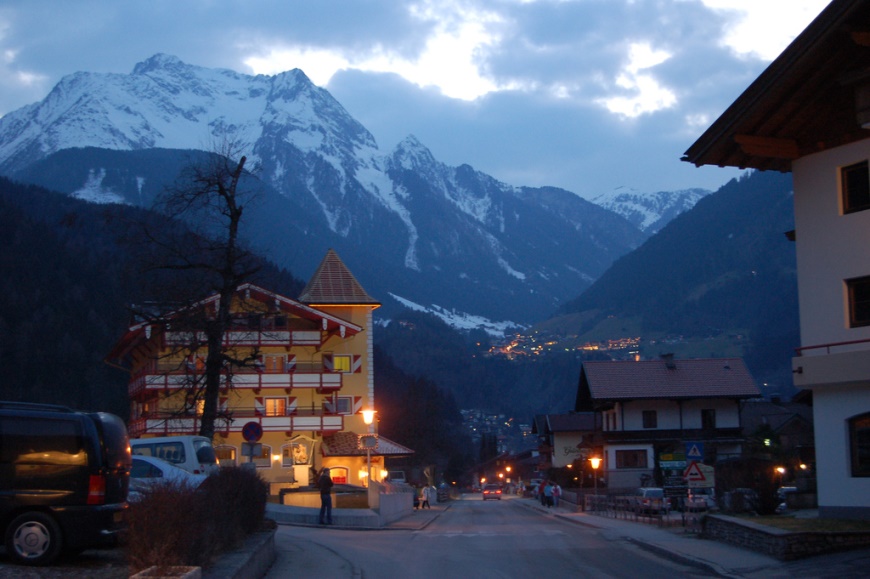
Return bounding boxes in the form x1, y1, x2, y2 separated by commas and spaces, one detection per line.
129, 455, 208, 500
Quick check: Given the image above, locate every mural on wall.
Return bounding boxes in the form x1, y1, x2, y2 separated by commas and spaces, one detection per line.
284, 436, 314, 465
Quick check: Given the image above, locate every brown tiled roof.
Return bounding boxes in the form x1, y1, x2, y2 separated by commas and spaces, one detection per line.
582, 358, 760, 400
299, 249, 380, 306
320, 431, 414, 457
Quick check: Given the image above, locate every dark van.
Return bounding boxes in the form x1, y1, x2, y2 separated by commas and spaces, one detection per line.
0, 401, 131, 565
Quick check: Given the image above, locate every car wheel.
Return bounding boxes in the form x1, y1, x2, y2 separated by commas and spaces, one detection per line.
5, 512, 63, 566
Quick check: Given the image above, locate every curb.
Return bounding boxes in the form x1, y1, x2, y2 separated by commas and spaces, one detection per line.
203, 530, 276, 579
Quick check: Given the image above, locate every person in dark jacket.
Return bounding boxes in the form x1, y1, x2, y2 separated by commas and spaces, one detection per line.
318, 468, 334, 525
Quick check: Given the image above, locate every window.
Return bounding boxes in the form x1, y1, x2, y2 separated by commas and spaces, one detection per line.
842, 161, 870, 214
333, 354, 352, 373
847, 276, 870, 328
329, 467, 349, 484
615, 449, 648, 469
701, 409, 716, 430
215, 445, 236, 467
262, 355, 285, 373
265, 398, 286, 417
642, 410, 657, 429
849, 413, 870, 477
253, 444, 272, 468
323, 396, 353, 415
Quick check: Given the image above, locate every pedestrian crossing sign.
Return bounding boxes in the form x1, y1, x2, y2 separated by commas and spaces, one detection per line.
685, 442, 704, 460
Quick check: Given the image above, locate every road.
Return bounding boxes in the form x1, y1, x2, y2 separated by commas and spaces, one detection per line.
266, 495, 708, 578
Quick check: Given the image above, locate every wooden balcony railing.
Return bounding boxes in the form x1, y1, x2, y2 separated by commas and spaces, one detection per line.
128, 408, 345, 438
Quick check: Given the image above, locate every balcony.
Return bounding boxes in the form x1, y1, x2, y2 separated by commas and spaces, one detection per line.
793, 338, 870, 389
128, 363, 342, 399
128, 407, 345, 438
600, 428, 744, 445
164, 329, 322, 348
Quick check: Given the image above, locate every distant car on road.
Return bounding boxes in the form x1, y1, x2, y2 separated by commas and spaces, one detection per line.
482, 484, 502, 500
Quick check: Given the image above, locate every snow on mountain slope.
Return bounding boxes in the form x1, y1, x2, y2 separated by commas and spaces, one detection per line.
591, 186, 711, 233
0, 54, 658, 326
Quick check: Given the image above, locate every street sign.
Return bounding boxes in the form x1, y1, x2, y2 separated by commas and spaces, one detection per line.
358, 434, 379, 450
242, 421, 263, 442
684, 461, 715, 488
660, 460, 688, 469
685, 442, 704, 460
241, 442, 262, 457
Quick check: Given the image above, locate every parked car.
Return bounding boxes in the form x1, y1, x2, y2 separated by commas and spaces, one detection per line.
130, 435, 218, 475
687, 488, 718, 511
128, 455, 209, 501
633, 487, 670, 514
482, 484, 502, 500
0, 401, 131, 566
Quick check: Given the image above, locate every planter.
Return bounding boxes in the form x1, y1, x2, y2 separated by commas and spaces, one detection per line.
129, 565, 202, 578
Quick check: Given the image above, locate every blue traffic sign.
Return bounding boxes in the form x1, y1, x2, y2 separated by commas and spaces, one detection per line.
242, 421, 263, 442
685, 442, 704, 460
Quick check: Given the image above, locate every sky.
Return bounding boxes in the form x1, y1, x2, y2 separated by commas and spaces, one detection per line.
0, 0, 831, 199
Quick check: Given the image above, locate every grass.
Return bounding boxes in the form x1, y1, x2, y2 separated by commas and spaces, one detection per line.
735, 514, 870, 533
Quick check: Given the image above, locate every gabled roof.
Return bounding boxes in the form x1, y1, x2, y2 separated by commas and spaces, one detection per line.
683, 0, 870, 172
581, 358, 760, 401
106, 282, 363, 365
299, 249, 380, 306
320, 431, 414, 457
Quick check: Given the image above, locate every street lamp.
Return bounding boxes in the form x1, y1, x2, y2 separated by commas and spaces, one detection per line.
589, 456, 602, 506
362, 410, 376, 487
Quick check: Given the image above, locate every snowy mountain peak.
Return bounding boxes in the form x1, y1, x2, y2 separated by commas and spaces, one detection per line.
390, 135, 438, 171
590, 186, 711, 233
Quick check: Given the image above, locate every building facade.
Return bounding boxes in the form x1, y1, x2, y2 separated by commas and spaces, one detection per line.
575, 357, 759, 489
683, 0, 870, 518
107, 249, 409, 489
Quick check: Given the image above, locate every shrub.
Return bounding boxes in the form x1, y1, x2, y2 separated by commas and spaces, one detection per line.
125, 466, 269, 572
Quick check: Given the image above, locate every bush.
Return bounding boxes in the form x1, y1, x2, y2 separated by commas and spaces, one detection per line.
126, 466, 269, 572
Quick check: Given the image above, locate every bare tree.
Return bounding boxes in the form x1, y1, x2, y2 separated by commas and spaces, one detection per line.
132, 140, 263, 440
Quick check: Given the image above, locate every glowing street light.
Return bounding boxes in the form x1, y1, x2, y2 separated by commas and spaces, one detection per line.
589, 456, 602, 499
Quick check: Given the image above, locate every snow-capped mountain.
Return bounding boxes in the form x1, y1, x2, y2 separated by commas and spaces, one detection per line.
590, 186, 711, 234
0, 54, 651, 326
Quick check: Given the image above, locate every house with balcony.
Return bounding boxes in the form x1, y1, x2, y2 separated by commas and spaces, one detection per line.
107, 249, 412, 489
682, 0, 870, 519
574, 356, 760, 489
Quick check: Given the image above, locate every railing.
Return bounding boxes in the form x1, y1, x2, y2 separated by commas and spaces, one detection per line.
128, 408, 345, 437
128, 366, 342, 398
794, 337, 870, 356
164, 329, 322, 348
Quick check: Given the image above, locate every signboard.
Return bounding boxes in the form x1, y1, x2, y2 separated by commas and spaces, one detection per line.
685, 442, 704, 461
242, 421, 263, 442
683, 462, 715, 488
358, 434, 379, 450
241, 442, 262, 458
660, 460, 687, 469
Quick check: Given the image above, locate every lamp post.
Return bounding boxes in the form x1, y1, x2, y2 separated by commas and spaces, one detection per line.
589, 456, 602, 509
362, 409, 376, 486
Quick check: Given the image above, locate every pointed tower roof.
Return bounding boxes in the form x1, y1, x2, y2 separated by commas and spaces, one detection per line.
299, 249, 380, 306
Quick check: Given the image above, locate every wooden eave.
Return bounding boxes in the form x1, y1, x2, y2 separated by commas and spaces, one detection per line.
682, 0, 870, 172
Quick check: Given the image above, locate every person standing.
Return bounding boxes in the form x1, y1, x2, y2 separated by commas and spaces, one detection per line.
318, 468, 334, 525
544, 480, 554, 508
553, 483, 562, 508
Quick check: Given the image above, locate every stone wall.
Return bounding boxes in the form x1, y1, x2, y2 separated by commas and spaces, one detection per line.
702, 514, 870, 560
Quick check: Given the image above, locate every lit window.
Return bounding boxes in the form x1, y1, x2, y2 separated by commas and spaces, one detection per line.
847, 276, 870, 328
842, 161, 870, 214
333, 355, 352, 373
265, 398, 286, 417
215, 445, 236, 467
849, 413, 870, 477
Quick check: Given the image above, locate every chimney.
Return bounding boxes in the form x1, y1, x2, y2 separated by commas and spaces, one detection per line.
660, 353, 676, 369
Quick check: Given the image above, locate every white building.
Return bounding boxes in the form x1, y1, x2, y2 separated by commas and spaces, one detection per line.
683, 0, 870, 519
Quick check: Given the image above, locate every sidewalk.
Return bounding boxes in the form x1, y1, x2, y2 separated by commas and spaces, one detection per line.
517, 498, 870, 578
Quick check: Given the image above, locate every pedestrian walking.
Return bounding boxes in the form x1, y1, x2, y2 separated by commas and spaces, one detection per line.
421, 485, 434, 509
318, 467, 334, 525
538, 481, 546, 506
553, 483, 561, 507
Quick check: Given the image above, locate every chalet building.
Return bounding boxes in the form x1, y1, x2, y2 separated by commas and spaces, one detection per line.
574, 357, 760, 489
683, 0, 870, 518
532, 413, 597, 469
106, 249, 412, 490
